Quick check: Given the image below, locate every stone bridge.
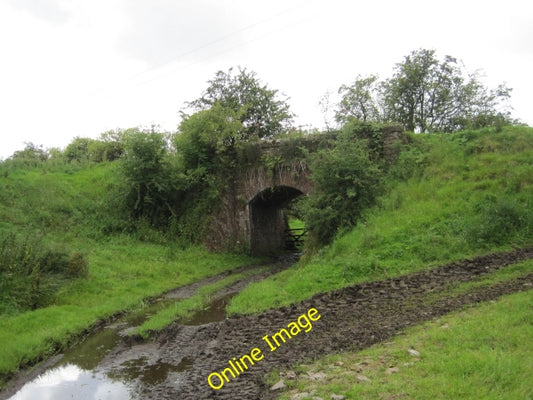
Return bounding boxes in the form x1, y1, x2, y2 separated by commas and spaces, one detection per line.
206, 127, 402, 255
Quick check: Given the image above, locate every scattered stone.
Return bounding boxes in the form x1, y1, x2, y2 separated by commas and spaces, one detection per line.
408, 349, 420, 357
282, 370, 298, 380
441, 323, 449, 329
307, 371, 327, 381
334, 361, 344, 367
351, 361, 368, 372
357, 374, 371, 382
386, 367, 399, 374
291, 393, 311, 400
271, 380, 286, 391
331, 395, 346, 400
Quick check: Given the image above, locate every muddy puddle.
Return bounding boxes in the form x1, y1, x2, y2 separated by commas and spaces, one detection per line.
7, 295, 230, 400
182, 292, 235, 325
5, 258, 295, 400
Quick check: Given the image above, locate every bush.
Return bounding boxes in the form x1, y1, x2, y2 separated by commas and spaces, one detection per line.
467, 196, 532, 246
64, 137, 95, 163
301, 134, 382, 246
120, 130, 175, 227
0, 233, 87, 314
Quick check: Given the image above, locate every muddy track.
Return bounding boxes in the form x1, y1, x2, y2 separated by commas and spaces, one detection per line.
92, 247, 533, 399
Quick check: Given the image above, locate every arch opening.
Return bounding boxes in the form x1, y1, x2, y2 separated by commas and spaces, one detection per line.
248, 186, 304, 256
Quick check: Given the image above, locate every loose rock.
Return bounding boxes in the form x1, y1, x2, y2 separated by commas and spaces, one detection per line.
271, 380, 286, 391
307, 372, 327, 381
408, 349, 420, 357
331, 395, 346, 400
386, 367, 399, 374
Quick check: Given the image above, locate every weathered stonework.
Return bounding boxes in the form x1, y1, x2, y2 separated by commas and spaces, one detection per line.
205, 127, 403, 255
206, 163, 312, 255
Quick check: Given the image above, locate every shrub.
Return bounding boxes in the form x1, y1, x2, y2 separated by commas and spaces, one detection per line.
467, 196, 532, 246
0, 233, 87, 314
64, 137, 95, 163
301, 134, 382, 246
120, 130, 174, 227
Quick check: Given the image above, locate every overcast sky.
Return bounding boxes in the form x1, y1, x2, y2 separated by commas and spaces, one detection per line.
1, 0, 531, 159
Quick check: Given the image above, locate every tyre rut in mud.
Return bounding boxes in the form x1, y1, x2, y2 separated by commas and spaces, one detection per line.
98, 247, 532, 399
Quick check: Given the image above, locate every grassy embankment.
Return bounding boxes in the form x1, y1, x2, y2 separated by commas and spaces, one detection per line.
0, 161, 254, 387
272, 287, 532, 400
228, 126, 533, 314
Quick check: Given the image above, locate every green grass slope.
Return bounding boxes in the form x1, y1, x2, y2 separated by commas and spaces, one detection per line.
0, 161, 253, 386
228, 126, 533, 314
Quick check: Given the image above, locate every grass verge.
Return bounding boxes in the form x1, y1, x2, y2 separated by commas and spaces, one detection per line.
440, 259, 533, 298
273, 289, 532, 400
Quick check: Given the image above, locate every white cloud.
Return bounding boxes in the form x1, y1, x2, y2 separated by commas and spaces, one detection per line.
8, 0, 71, 25
115, 0, 246, 65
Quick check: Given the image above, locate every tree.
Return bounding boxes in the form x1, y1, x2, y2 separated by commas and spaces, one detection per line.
381, 49, 512, 132
121, 129, 174, 225
186, 67, 293, 140
336, 74, 382, 124
332, 49, 514, 132
64, 137, 96, 162
176, 102, 243, 177
12, 143, 49, 161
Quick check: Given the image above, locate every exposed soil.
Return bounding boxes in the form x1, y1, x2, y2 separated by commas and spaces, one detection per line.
94, 247, 532, 399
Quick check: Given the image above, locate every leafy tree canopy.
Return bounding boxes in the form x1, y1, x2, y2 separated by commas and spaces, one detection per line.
336, 74, 381, 124
335, 49, 513, 133
11, 142, 49, 161
185, 67, 293, 141
176, 102, 243, 176
120, 129, 174, 224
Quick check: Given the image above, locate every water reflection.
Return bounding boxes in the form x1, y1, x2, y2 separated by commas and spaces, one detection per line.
182, 292, 235, 325
9, 364, 134, 400
7, 289, 225, 399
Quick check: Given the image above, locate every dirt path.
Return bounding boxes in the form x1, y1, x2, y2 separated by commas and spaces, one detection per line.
95, 247, 532, 399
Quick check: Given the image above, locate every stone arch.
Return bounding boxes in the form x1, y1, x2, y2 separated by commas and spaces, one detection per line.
204, 127, 402, 253
248, 185, 305, 255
